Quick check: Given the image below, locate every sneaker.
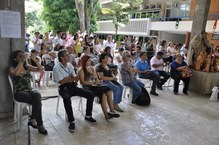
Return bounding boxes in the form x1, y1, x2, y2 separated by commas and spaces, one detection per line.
85, 116, 97, 123
174, 92, 178, 95
38, 126, 48, 135
150, 91, 159, 96
28, 119, 38, 129
108, 111, 120, 118
183, 91, 188, 95
68, 122, 75, 132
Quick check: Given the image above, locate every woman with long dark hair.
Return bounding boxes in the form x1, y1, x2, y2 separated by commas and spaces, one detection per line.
96, 53, 124, 112
78, 55, 120, 120
9, 50, 47, 135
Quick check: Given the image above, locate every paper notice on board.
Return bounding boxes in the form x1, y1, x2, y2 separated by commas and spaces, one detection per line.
0, 10, 21, 38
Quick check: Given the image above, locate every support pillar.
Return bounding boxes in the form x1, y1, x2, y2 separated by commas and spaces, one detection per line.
187, 0, 211, 66
0, 0, 25, 118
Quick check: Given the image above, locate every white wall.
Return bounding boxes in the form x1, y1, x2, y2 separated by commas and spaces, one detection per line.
159, 32, 186, 44
151, 20, 219, 33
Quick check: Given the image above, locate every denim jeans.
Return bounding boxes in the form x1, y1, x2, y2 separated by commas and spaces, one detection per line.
125, 80, 144, 102
102, 81, 123, 104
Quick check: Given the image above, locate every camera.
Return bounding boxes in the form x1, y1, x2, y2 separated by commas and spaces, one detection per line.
39, 34, 43, 39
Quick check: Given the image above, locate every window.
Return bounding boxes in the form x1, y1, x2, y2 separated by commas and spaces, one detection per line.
136, 13, 141, 19
141, 12, 147, 18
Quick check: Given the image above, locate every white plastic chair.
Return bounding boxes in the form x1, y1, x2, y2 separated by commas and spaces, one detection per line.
42, 54, 54, 86
8, 75, 32, 130
43, 71, 53, 86
122, 86, 133, 104
137, 77, 152, 88
56, 85, 84, 121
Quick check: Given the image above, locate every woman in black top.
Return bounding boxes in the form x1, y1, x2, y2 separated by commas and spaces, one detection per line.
96, 53, 124, 112
78, 55, 120, 119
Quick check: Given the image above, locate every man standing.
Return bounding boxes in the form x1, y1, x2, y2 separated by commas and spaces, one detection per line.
150, 51, 170, 90
32, 32, 41, 52
115, 48, 124, 66
53, 31, 63, 48
53, 49, 97, 132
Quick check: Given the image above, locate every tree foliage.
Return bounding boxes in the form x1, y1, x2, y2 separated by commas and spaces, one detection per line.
41, 0, 79, 33
25, 11, 43, 29
25, 0, 46, 33
118, 0, 143, 10
101, 1, 130, 39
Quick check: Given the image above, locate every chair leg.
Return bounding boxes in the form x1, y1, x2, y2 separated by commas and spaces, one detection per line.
78, 97, 83, 116
46, 72, 49, 86
122, 87, 127, 98
56, 95, 60, 114
128, 88, 133, 104
17, 104, 22, 130
14, 103, 17, 121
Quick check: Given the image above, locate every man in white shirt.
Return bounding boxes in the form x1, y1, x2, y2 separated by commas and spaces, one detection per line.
53, 31, 63, 48
32, 32, 41, 52
115, 47, 124, 66
150, 51, 170, 90
103, 35, 115, 57
53, 49, 97, 132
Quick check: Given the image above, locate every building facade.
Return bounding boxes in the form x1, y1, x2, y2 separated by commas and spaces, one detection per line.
97, 0, 219, 47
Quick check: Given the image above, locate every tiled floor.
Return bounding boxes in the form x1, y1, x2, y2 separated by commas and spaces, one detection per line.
1, 81, 219, 145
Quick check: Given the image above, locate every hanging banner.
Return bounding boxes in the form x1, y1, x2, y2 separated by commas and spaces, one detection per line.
0, 10, 21, 38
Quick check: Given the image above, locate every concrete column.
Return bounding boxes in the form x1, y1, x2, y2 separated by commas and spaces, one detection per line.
187, 0, 211, 66
190, 0, 211, 38
0, 0, 25, 118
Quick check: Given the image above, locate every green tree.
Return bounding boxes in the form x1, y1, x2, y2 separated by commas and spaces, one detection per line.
102, 1, 129, 40
119, 0, 143, 10
25, 11, 42, 29
85, 0, 100, 34
25, 0, 46, 33
75, 0, 100, 34
75, 0, 85, 32
41, 0, 79, 33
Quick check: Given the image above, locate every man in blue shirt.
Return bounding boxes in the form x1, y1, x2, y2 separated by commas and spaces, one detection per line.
135, 52, 159, 96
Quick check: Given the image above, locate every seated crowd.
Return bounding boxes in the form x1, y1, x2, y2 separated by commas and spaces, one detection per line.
10, 31, 191, 135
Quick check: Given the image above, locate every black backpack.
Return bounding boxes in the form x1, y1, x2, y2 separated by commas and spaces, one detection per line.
135, 87, 151, 106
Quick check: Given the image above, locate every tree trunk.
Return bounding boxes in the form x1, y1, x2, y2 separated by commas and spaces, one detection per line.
86, 16, 91, 35
115, 27, 118, 42
75, 0, 85, 32
85, 0, 98, 35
